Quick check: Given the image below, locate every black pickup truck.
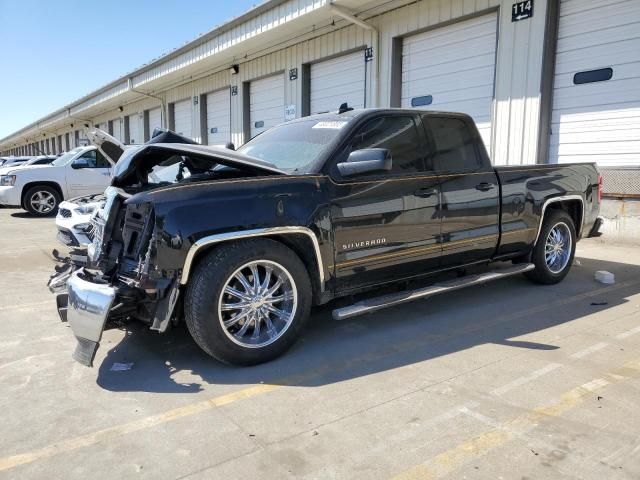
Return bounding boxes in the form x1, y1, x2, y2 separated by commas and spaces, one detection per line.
49, 109, 603, 367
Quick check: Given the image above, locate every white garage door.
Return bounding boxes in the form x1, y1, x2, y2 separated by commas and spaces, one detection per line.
173, 99, 192, 138
148, 107, 162, 138
206, 89, 231, 145
549, 0, 640, 167
250, 74, 285, 139
128, 114, 140, 144
310, 51, 365, 114
111, 118, 122, 141
401, 12, 498, 153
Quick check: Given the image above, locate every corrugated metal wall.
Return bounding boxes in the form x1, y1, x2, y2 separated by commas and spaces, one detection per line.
3, 0, 551, 166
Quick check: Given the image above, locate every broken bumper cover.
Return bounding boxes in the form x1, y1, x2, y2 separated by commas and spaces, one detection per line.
64, 270, 116, 367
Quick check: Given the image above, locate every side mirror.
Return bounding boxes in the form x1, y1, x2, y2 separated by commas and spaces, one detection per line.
71, 158, 90, 169
337, 148, 392, 177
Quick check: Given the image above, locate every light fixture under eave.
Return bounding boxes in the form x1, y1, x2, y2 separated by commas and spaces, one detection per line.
229, 64, 239, 75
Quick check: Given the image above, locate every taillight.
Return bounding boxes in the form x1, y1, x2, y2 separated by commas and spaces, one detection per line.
597, 174, 603, 202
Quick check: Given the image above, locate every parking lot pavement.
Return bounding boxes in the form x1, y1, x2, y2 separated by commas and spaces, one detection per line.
1, 207, 639, 480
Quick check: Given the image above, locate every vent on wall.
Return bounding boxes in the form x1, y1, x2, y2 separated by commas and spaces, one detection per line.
411, 95, 433, 107
573, 68, 613, 85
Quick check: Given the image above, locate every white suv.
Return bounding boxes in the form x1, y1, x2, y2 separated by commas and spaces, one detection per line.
0, 145, 116, 216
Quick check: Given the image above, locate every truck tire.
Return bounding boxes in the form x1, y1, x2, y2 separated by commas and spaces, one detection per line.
525, 210, 576, 284
185, 238, 312, 366
24, 185, 61, 216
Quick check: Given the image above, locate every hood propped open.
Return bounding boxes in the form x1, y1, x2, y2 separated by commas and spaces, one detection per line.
89, 127, 286, 187
86, 129, 127, 166
111, 143, 287, 188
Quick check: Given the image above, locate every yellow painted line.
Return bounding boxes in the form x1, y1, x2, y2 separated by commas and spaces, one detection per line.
1, 279, 637, 473
391, 358, 640, 480
0, 384, 278, 472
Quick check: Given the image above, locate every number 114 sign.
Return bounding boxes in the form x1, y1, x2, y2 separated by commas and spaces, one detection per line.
512, 0, 533, 22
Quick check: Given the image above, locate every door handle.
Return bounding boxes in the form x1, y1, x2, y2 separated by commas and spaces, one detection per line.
414, 187, 438, 198
475, 182, 495, 192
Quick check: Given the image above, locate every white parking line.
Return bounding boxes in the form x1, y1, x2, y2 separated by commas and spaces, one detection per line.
616, 325, 640, 340
490, 363, 563, 396
569, 342, 609, 359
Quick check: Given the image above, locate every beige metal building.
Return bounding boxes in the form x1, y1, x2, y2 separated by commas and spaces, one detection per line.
1, 0, 639, 196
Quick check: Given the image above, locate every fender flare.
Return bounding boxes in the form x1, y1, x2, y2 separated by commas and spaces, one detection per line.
534, 195, 584, 245
180, 226, 326, 292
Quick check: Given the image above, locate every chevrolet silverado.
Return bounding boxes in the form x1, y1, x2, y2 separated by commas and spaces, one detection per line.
49, 108, 603, 367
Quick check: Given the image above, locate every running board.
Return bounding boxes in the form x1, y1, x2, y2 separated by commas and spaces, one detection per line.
332, 263, 535, 321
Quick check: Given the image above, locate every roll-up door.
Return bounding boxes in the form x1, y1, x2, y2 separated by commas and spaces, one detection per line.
111, 118, 122, 141
549, 0, 640, 167
148, 108, 162, 137
173, 99, 192, 138
249, 74, 285, 139
206, 89, 231, 145
401, 12, 498, 153
310, 51, 365, 114
128, 115, 140, 144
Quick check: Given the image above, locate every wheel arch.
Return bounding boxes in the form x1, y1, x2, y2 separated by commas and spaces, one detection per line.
21, 181, 64, 209
181, 227, 325, 297
534, 195, 584, 245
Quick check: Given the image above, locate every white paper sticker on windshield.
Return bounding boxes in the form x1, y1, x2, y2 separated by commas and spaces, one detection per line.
312, 121, 348, 130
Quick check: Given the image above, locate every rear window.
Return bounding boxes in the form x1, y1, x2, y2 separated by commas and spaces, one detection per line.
424, 117, 479, 172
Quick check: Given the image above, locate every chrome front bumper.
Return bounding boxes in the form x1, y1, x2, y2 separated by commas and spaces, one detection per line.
62, 270, 116, 366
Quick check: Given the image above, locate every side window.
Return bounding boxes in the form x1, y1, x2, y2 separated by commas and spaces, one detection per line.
95, 150, 110, 168
425, 117, 479, 172
348, 116, 425, 176
78, 150, 98, 168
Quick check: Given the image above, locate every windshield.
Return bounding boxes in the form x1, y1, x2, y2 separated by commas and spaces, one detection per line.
52, 148, 83, 166
237, 119, 349, 172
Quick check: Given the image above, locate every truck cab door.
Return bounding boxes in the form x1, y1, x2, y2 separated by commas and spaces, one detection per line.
328, 114, 441, 293
422, 115, 499, 267
68, 149, 112, 197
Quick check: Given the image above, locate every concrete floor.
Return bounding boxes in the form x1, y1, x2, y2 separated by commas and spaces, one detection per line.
1, 207, 639, 480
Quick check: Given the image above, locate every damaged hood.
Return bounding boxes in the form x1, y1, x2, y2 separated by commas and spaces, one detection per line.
110, 143, 287, 187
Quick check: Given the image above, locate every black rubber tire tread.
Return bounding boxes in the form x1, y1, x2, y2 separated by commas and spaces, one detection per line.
184, 238, 312, 366
524, 209, 576, 285
23, 185, 61, 217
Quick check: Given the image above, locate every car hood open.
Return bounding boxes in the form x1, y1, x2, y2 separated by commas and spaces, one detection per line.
86, 129, 128, 166
110, 142, 287, 187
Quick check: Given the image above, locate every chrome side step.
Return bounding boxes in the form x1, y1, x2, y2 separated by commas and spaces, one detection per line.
332, 263, 535, 321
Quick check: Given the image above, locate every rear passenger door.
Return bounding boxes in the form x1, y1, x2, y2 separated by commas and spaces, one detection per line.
423, 115, 499, 266
329, 114, 441, 292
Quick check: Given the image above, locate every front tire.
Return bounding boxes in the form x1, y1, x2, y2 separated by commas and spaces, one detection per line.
525, 210, 576, 284
185, 238, 312, 366
24, 185, 60, 216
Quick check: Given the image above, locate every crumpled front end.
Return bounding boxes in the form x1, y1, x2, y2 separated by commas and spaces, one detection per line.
49, 186, 180, 366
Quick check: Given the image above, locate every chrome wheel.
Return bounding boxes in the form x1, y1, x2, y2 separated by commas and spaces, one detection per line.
545, 222, 572, 274
29, 191, 56, 214
218, 260, 298, 348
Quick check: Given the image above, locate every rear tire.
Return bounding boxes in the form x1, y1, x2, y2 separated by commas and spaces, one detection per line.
525, 210, 576, 284
185, 238, 312, 366
24, 185, 61, 217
